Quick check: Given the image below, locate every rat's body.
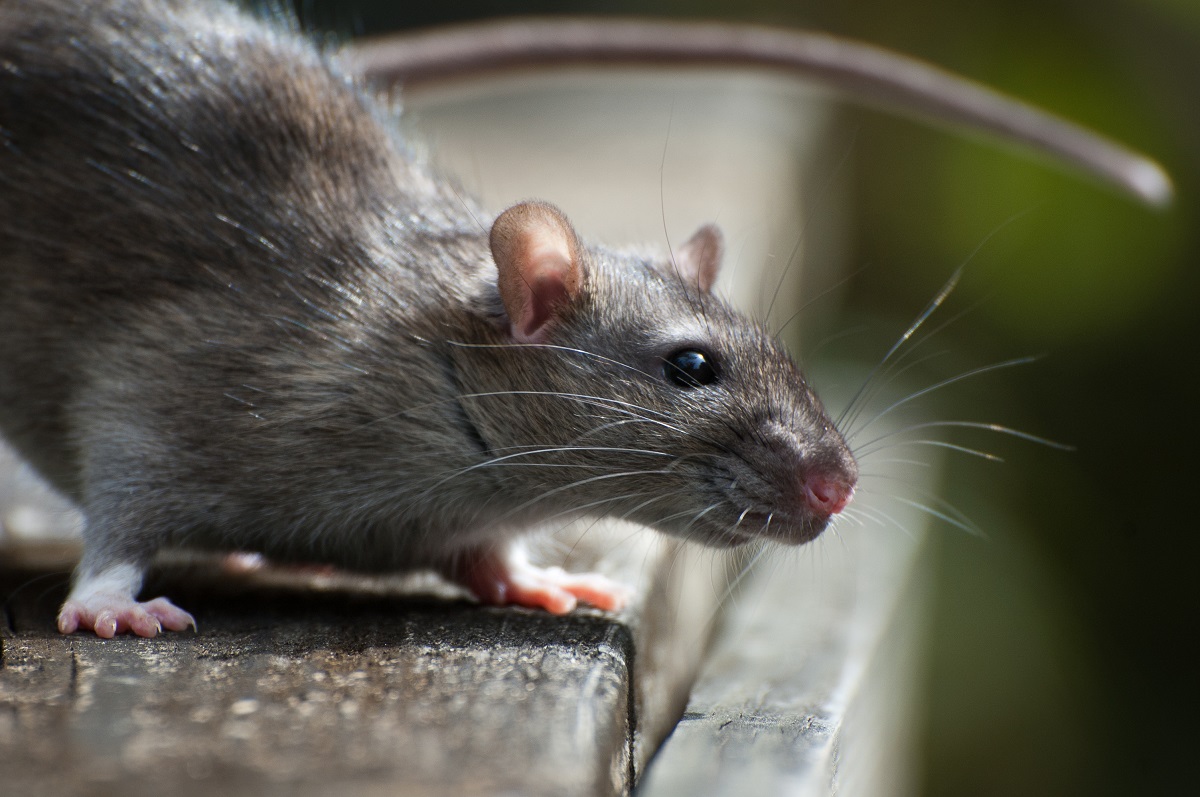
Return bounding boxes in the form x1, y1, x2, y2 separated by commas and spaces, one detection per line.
0, 0, 857, 636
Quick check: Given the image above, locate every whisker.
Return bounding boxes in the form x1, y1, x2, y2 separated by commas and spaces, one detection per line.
836, 265, 963, 429
765, 126, 859, 327
497, 468, 679, 524
839, 348, 954, 436
764, 232, 807, 329
3, 569, 73, 608
712, 541, 770, 610
848, 355, 1040, 439
678, 502, 722, 535
445, 181, 489, 236
533, 490, 660, 528
618, 493, 678, 523
580, 417, 682, 437
856, 457, 932, 469
837, 505, 878, 529
660, 103, 678, 280
857, 419, 1075, 451
348, 386, 678, 435
840, 207, 1035, 429
802, 322, 870, 364
446, 340, 649, 378
854, 503, 915, 537
454, 389, 738, 458
657, 104, 712, 329
856, 439, 1005, 463
456, 389, 674, 420
895, 496, 983, 537
775, 266, 868, 345
649, 506, 722, 527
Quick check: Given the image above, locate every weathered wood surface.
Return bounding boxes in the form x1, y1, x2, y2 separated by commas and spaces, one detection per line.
0, 530, 715, 797
638, 503, 930, 797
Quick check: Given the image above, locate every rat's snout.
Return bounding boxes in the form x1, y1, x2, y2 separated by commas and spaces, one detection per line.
760, 419, 858, 522
802, 473, 855, 516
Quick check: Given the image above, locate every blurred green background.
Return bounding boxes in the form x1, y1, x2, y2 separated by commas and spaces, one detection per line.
298, 0, 1199, 793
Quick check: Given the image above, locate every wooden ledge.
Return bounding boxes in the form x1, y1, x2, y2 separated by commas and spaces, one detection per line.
0, 530, 717, 797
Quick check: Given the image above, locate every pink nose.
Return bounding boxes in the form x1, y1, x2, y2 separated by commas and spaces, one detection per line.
803, 476, 854, 516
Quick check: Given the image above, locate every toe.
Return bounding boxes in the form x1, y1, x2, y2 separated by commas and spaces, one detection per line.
143, 598, 196, 632
128, 611, 163, 638
56, 605, 81, 635
508, 581, 577, 615
562, 576, 632, 612
93, 610, 120, 639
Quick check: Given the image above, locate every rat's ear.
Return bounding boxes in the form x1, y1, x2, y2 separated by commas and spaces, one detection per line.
490, 201, 586, 343
672, 224, 723, 294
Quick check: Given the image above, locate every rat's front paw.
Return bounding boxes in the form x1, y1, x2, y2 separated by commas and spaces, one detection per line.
57, 596, 196, 639
454, 544, 632, 615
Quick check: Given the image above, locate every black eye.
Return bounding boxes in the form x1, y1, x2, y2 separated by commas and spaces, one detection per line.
664, 349, 719, 388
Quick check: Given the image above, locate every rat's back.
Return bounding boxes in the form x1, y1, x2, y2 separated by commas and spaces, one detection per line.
0, 0, 421, 291
0, 0, 475, 492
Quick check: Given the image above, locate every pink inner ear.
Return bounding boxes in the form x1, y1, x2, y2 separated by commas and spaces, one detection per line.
490, 201, 584, 343
512, 241, 574, 340
673, 224, 724, 293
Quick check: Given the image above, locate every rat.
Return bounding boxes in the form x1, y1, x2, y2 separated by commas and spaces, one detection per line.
0, 0, 860, 637
0, 0, 1165, 638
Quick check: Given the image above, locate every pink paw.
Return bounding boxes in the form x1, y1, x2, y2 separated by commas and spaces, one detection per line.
57, 596, 196, 639
456, 546, 632, 615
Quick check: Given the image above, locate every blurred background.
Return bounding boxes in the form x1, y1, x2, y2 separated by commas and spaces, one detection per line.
301, 1, 1199, 793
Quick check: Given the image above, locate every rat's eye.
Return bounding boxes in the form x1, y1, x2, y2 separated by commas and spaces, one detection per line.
664, 349, 719, 388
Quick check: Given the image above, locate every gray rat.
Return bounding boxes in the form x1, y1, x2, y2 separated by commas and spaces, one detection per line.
0, 0, 858, 637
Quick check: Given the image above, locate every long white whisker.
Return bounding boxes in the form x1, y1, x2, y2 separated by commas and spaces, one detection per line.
353, 387, 679, 435
776, 267, 868, 344
856, 439, 1005, 462
857, 457, 933, 469
837, 266, 963, 428
712, 542, 770, 610
839, 348, 954, 434
854, 503, 914, 537
455, 389, 738, 457
766, 127, 859, 327
678, 503, 722, 534
618, 493, 678, 522
835, 507, 868, 529
849, 356, 1040, 439
532, 490, 660, 527
871, 492, 985, 538
498, 468, 678, 523
856, 419, 1074, 451
412, 446, 672, 503
456, 389, 673, 420
839, 210, 1032, 430
446, 340, 648, 378
802, 323, 870, 363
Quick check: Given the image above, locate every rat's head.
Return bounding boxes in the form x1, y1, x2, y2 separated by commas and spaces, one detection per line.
463, 200, 857, 547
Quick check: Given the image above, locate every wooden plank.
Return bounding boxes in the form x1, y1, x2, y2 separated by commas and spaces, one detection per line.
637, 436, 935, 797
0, 528, 716, 797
